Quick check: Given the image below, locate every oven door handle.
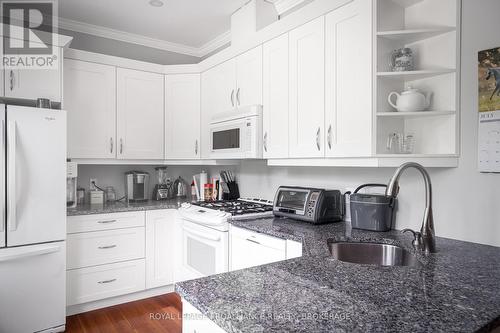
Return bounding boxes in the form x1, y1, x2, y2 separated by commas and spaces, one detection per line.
182, 224, 222, 242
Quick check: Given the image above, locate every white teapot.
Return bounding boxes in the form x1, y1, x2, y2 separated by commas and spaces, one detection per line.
387, 87, 432, 112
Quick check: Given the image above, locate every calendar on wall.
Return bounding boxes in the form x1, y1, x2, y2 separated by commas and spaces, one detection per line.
478, 47, 500, 173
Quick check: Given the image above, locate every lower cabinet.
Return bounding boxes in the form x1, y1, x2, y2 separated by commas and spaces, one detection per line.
182, 298, 227, 333
230, 226, 302, 271
66, 209, 177, 308
145, 209, 176, 289
67, 259, 145, 306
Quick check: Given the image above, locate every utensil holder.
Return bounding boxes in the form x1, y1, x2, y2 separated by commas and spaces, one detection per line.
223, 181, 240, 200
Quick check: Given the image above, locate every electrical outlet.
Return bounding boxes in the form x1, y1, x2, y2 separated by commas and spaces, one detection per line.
90, 178, 97, 190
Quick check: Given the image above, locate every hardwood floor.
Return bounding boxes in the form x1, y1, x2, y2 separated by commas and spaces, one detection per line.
66, 293, 182, 333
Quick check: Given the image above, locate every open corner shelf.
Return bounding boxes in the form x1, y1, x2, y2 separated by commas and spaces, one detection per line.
376, 69, 456, 80
377, 27, 456, 43
377, 110, 456, 117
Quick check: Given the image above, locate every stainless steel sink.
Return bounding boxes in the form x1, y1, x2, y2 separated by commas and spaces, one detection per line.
328, 241, 420, 267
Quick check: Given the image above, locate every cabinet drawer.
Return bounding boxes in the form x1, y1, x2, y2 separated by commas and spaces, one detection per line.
67, 211, 145, 234
231, 226, 286, 250
67, 227, 145, 269
67, 259, 145, 306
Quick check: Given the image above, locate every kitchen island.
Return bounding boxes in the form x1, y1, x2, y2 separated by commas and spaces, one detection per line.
176, 218, 500, 332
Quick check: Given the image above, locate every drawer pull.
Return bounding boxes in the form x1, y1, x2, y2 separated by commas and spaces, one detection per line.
246, 238, 261, 245
98, 278, 117, 284
97, 219, 117, 224
98, 245, 117, 249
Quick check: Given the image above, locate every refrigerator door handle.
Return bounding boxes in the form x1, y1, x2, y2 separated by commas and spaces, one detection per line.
0, 243, 61, 262
0, 119, 4, 236
7, 120, 17, 232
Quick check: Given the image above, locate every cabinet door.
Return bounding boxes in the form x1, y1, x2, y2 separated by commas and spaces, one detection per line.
289, 17, 325, 158
263, 34, 289, 158
165, 74, 200, 159
145, 210, 176, 289
200, 60, 236, 158
117, 68, 164, 159
236, 45, 263, 107
5, 47, 62, 102
325, 0, 373, 157
230, 227, 286, 271
64, 59, 116, 159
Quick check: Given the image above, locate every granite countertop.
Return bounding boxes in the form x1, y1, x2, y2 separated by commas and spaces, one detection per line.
67, 198, 190, 216
175, 218, 500, 333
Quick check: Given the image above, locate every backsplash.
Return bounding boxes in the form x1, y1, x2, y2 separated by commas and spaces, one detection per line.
76, 164, 237, 200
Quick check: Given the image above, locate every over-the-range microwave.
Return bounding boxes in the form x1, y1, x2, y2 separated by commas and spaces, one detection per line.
209, 105, 263, 159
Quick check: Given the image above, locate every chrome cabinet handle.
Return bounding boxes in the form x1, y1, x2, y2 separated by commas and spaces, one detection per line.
263, 132, 268, 152
236, 88, 241, 106
9, 70, 14, 91
97, 219, 116, 224
195, 140, 198, 155
230, 89, 235, 107
98, 279, 116, 284
316, 127, 321, 151
327, 125, 332, 150
120, 138, 123, 154
246, 238, 261, 245
98, 245, 117, 249
110, 137, 114, 154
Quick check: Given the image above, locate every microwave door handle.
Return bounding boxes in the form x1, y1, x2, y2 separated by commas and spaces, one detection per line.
7, 120, 17, 232
182, 224, 221, 242
0, 119, 4, 236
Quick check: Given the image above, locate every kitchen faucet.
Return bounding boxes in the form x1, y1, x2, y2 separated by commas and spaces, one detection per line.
386, 162, 436, 254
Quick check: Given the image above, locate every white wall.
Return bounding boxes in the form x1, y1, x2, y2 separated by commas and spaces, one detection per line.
237, 0, 500, 247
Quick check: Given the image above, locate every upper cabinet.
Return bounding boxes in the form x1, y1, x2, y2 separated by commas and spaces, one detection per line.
235, 45, 263, 107
5, 47, 63, 102
65, 59, 116, 159
116, 68, 164, 160
325, 0, 373, 157
165, 74, 201, 159
288, 17, 325, 158
200, 59, 237, 158
263, 34, 289, 159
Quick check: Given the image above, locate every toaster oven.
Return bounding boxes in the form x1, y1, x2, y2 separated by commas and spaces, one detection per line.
273, 186, 343, 224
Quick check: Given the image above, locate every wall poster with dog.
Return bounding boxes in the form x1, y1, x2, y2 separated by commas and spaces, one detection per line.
478, 46, 500, 172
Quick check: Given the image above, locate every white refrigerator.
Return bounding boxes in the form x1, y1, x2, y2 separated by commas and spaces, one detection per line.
0, 105, 67, 333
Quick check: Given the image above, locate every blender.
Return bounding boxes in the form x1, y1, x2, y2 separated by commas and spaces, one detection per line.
152, 167, 171, 200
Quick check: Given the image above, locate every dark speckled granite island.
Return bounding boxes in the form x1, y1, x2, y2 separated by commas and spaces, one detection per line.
175, 217, 500, 333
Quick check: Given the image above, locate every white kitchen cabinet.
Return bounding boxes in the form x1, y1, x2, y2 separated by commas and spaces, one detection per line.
64, 59, 117, 159
200, 59, 237, 157
263, 34, 289, 158
288, 17, 325, 158
165, 74, 200, 159
145, 210, 176, 289
230, 226, 286, 271
235, 45, 263, 107
4, 47, 62, 102
67, 259, 146, 306
117, 68, 164, 159
325, 0, 373, 157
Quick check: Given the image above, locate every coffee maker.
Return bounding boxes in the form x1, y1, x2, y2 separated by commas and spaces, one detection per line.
66, 161, 78, 208
152, 167, 172, 200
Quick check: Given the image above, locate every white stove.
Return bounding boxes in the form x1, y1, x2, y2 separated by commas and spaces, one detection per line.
176, 198, 273, 282
179, 198, 273, 231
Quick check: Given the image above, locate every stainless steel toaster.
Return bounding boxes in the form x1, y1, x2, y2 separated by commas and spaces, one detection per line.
273, 186, 343, 224
125, 171, 150, 202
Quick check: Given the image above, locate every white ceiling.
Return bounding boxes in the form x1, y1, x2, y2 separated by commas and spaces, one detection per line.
58, 0, 248, 56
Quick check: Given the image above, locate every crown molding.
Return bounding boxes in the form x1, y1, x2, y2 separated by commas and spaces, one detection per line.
266, 0, 307, 15
198, 31, 231, 57
59, 18, 229, 58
